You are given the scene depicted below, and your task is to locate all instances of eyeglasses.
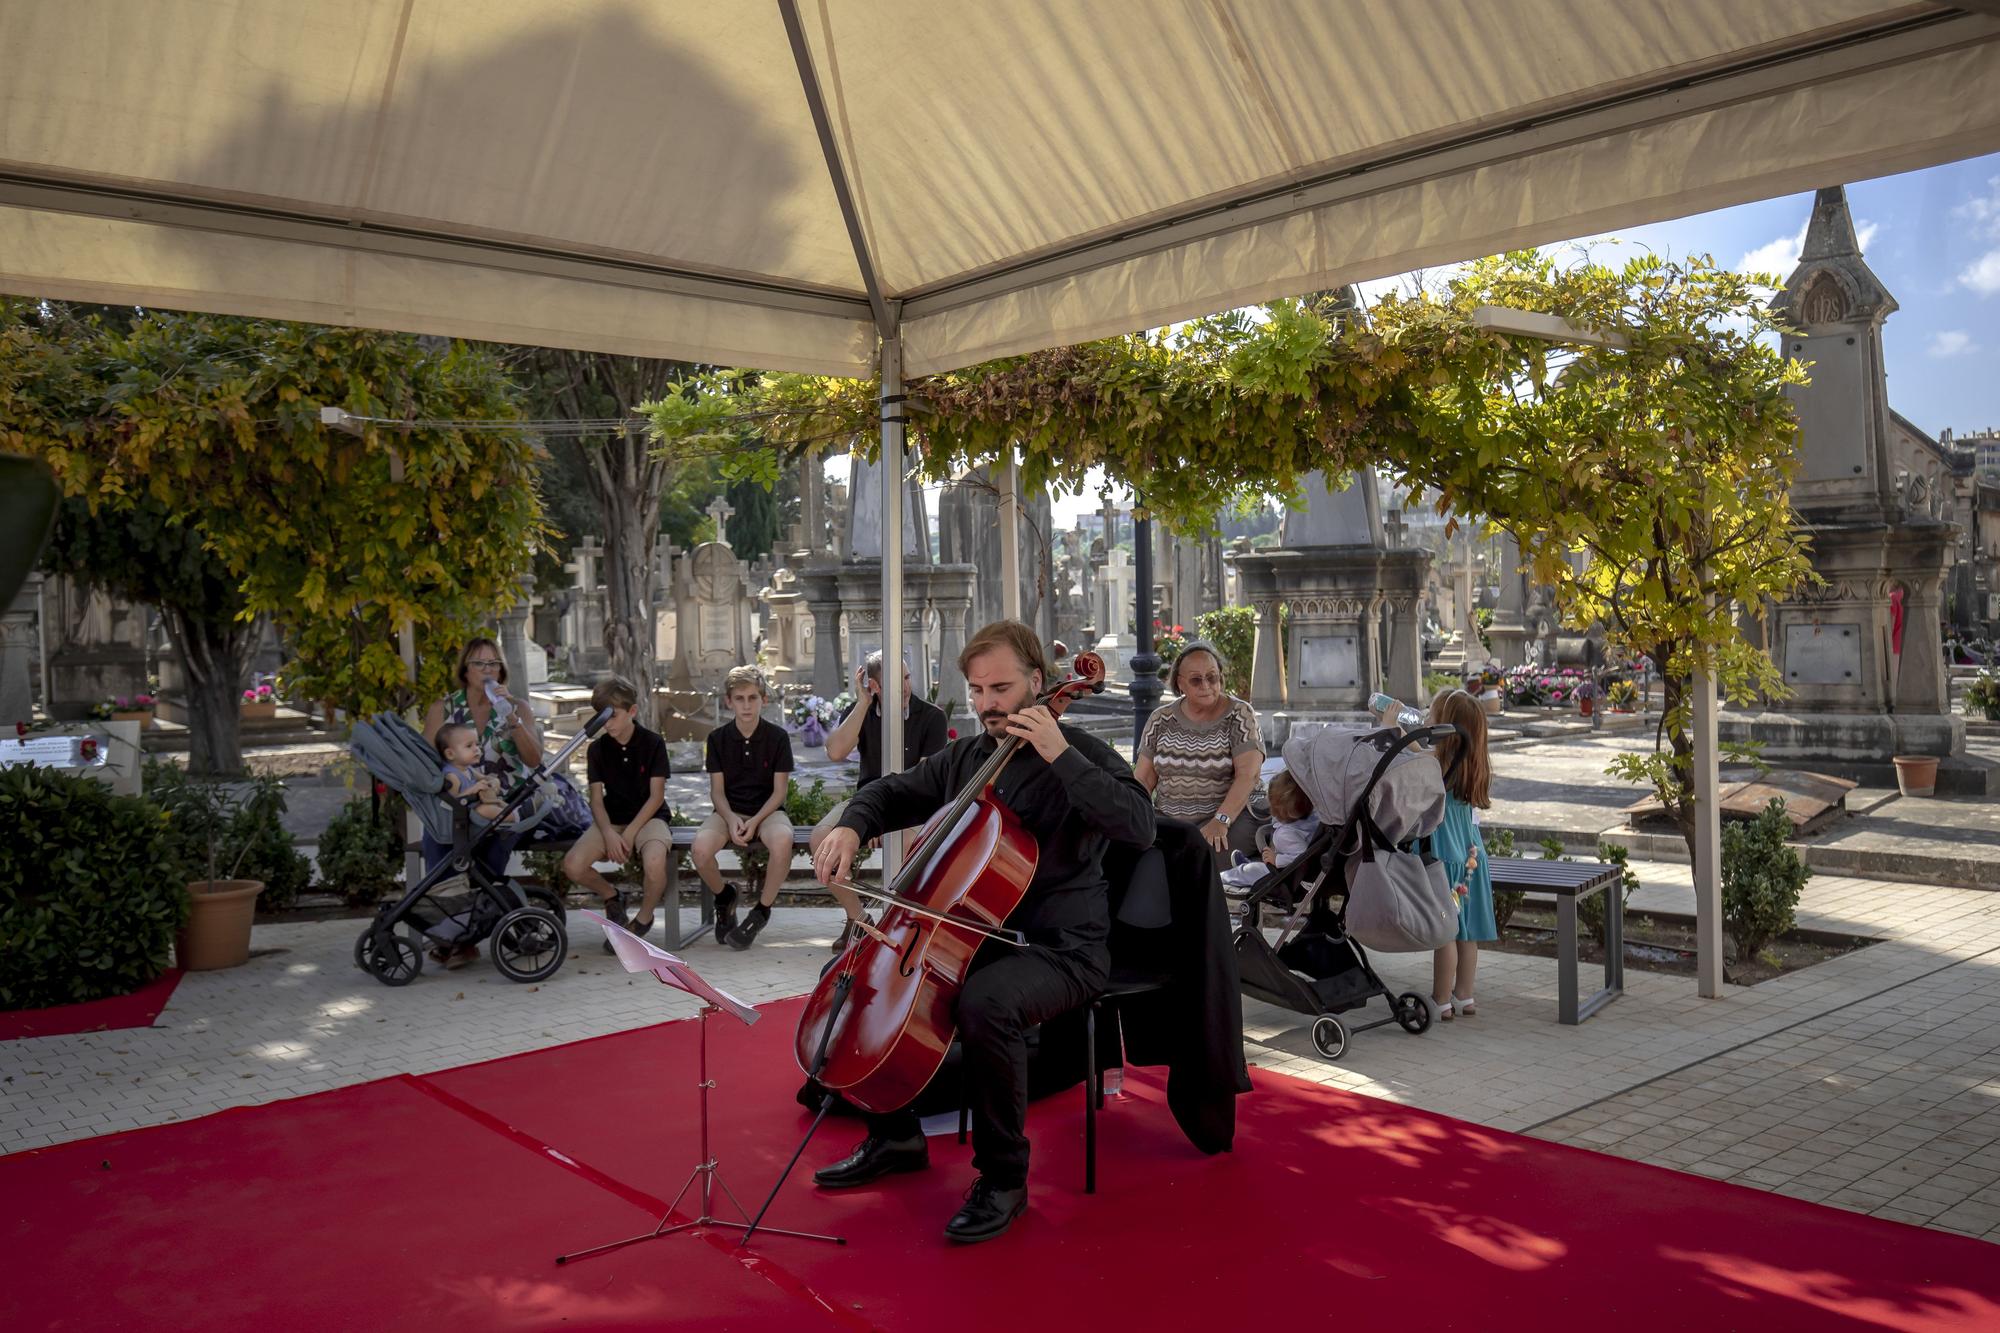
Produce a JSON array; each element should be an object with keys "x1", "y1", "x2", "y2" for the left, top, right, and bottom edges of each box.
[
  {"x1": 1181, "y1": 673, "x2": 1222, "y2": 688},
  {"x1": 465, "y1": 658, "x2": 503, "y2": 668}
]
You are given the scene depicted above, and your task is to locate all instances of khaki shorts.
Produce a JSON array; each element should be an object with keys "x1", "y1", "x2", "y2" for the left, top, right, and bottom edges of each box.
[
  {"x1": 696, "y1": 809, "x2": 795, "y2": 847},
  {"x1": 569, "y1": 816, "x2": 672, "y2": 865}
]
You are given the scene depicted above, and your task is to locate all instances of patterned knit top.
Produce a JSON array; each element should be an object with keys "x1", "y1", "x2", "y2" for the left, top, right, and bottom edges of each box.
[{"x1": 1137, "y1": 696, "x2": 1264, "y2": 822}]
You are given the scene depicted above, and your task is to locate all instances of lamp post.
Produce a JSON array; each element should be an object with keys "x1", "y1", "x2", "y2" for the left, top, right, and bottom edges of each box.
[{"x1": 1130, "y1": 510, "x2": 1161, "y2": 749}]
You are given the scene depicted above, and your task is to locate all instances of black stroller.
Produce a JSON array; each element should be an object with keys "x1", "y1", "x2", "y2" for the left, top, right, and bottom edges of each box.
[
  {"x1": 348, "y1": 707, "x2": 611, "y2": 986},
  {"x1": 1233, "y1": 722, "x2": 1458, "y2": 1060}
]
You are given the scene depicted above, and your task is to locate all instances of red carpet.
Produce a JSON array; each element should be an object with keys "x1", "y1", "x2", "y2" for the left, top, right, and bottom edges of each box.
[
  {"x1": 6, "y1": 996, "x2": 1998, "y2": 1331},
  {"x1": 0, "y1": 969, "x2": 182, "y2": 1041}
]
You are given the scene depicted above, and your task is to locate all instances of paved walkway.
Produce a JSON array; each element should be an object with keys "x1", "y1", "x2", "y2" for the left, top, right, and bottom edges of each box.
[{"x1": 5, "y1": 855, "x2": 1996, "y2": 1246}]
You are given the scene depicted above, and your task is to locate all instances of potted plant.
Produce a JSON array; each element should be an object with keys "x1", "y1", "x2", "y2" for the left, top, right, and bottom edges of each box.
[
  {"x1": 1606, "y1": 678, "x2": 1640, "y2": 713},
  {"x1": 147, "y1": 767, "x2": 293, "y2": 970},
  {"x1": 1966, "y1": 668, "x2": 2000, "y2": 723},
  {"x1": 1891, "y1": 754, "x2": 1939, "y2": 799},
  {"x1": 1575, "y1": 679, "x2": 1598, "y2": 717},
  {"x1": 240, "y1": 679, "x2": 277, "y2": 721},
  {"x1": 100, "y1": 693, "x2": 157, "y2": 727}
]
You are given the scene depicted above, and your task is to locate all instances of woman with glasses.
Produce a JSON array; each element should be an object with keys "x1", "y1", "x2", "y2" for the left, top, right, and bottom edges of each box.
[{"x1": 1134, "y1": 640, "x2": 1263, "y2": 871}]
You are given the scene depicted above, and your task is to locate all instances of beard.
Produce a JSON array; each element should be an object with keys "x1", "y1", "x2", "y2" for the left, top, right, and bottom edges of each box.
[{"x1": 978, "y1": 709, "x2": 1010, "y2": 732}]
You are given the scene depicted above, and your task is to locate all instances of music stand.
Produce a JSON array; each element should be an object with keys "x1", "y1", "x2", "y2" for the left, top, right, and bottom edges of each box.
[{"x1": 553, "y1": 916, "x2": 843, "y2": 1264}]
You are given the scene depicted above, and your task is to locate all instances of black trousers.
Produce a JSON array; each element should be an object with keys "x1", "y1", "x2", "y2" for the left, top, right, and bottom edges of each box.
[{"x1": 865, "y1": 942, "x2": 1107, "y2": 1189}]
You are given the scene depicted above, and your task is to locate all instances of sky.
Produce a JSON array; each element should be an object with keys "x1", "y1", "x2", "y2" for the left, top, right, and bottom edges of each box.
[{"x1": 1025, "y1": 151, "x2": 2000, "y2": 527}]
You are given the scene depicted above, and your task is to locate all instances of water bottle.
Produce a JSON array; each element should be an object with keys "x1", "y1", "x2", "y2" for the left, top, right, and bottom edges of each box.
[
  {"x1": 1368, "y1": 692, "x2": 1426, "y2": 731},
  {"x1": 1101, "y1": 1067, "x2": 1124, "y2": 1098},
  {"x1": 483, "y1": 679, "x2": 515, "y2": 727}
]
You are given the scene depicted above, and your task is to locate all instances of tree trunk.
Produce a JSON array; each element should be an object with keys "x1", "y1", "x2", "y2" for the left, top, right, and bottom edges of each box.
[
  {"x1": 594, "y1": 455, "x2": 663, "y2": 729},
  {"x1": 1659, "y1": 669, "x2": 1698, "y2": 865},
  {"x1": 163, "y1": 607, "x2": 255, "y2": 777}
]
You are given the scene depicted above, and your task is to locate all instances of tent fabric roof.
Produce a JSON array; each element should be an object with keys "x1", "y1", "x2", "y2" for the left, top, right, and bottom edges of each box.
[{"x1": 3, "y1": 1, "x2": 1996, "y2": 376}]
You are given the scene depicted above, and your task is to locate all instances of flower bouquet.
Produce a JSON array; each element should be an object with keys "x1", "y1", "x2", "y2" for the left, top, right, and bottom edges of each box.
[
  {"x1": 789, "y1": 692, "x2": 843, "y2": 746},
  {"x1": 241, "y1": 679, "x2": 278, "y2": 720}
]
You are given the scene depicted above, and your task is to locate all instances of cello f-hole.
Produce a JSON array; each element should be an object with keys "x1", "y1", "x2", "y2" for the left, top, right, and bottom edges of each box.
[{"x1": 896, "y1": 931, "x2": 920, "y2": 978}]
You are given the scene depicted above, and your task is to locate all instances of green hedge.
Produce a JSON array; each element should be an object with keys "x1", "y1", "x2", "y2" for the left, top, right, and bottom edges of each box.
[
  {"x1": 0, "y1": 765, "x2": 189, "y2": 1009},
  {"x1": 316, "y1": 794, "x2": 405, "y2": 908}
]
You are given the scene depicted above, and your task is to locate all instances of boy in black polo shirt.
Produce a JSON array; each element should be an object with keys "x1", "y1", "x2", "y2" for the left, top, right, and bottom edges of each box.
[
  {"x1": 692, "y1": 665, "x2": 795, "y2": 949},
  {"x1": 563, "y1": 677, "x2": 672, "y2": 951}
]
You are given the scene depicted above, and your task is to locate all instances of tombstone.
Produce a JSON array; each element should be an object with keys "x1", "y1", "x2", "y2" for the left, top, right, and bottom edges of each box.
[
  {"x1": 672, "y1": 541, "x2": 755, "y2": 689},
  {"x1": 0, "y1": 577, "x2": 40, "y2": 726},
  {"x1": 760, "y1": 566, "x2": 813, "y2": 685},
  {"x1": 498, "y1": 573, "x2": 536, "y2": 692},
  {"x1": 1154, "y1": 522, "x2": 1223, "y2": 631},
  {"x1": 1725, "y1": 186, "x2": 1987, "y2": 793},
  {"x1": 1233, "y1": 468, "x2": 1431, "y2": 719},
  {"x1": 1484, "y1": 530, "x2": 1533, "y2": 669},
  {"x1": 1094, "y1": 547, "x2": 1136, "y2": 679},
  {"x1": 561, "y1": 537, "x2": 610, "y2": 677},
  {"x1": 937, "y1": 465, "x2": 1056, "y2": 641},
  {"x1": 43, "y1": 573, "x2": 150, "y2": 721}
]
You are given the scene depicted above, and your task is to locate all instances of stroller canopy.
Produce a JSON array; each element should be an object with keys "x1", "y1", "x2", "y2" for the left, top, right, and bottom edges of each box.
[{"x1": 1282, "y1": 724, "x2": 1446, "y2": 846}]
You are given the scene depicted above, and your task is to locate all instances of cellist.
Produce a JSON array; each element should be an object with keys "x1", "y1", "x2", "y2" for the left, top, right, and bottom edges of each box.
[{"x1": 809, "y1": 619, "x2": 1156, "y2": 1243}]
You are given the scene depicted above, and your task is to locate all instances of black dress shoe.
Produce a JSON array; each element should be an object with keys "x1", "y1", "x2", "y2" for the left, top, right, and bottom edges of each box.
[
  {"x1": 812, "y1": 1135, "x2": 929, "y2": 1189},
  {"x1": 711, "y1": 886, "x2": 739, "y2": 945},
  {"x1": 726, "y1": 903, "x2": 771, "y2": 950},
  {"x1": 944, "y1": 1177, "x2": 1027, "y2": 1244},
  {"x1": 600, "y1": 892, "x2": 629, "y2": 954}
]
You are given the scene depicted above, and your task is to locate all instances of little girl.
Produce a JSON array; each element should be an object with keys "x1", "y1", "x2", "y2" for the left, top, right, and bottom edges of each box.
[
  {"x1": 1425, "y1": 689, "x2": 1495, "y2": 1019},
  {"x1": 436, "y1": 723, "x2": 517, "y2": 825},
  {"x1": 1222, "y1": 769, "x2": 1319, "y2": 892}
]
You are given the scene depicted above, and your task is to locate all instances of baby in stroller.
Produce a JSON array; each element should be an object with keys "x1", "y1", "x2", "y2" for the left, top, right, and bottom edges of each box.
[
  {"x1": 436, "y1": 723, "x2": 519, "y2": 825},
  {"x1": 1222, "y1": 768, "x2": 1319, "y2": 897}
]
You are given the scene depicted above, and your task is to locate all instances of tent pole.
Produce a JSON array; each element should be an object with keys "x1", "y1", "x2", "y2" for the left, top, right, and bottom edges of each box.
[
  {"x1": 881, "y1": 312, "x2": 906, "y2": 878},
  {"x1": 1692, "y1": 647, "x2": 1723, "y2": 997}
]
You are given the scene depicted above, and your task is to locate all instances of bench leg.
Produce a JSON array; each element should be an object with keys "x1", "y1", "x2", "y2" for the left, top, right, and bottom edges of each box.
[
  {"x1": 1572, "y1": 885, "x2": 1625, "y2": 1024},
  {"x1": 1557, "y1": 895, "x2": 1580, "y2": 1026}
]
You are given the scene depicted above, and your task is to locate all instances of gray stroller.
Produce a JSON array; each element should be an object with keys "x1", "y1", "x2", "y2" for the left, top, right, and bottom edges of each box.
[
  {"x1": 1233, "y1": 721, "x2": 1459, "y2": 1059},
  {"x1": 347, "y1": 707, "x2": 610, "y2": 986}
]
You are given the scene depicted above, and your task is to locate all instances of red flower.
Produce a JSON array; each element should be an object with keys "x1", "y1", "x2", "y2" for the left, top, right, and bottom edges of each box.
[
  {"x1": 373, "y1": 781, "x2": 388, "y2": 797},
  {"x1": 947, "y1": 728, "x2": 959, "y2": 740},
  {"x1": 14, "y1": 721, "x2": 24, "y2": 738}
]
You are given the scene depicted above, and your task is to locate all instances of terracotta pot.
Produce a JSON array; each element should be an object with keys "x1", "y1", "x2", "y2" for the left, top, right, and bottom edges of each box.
[
  {"x1": 176, "y1": 879, "x2": 263, "y2": 970},
  {"x1": 112, "y1": 709, "x2": 153, "y2": 728},
  {"x1": 1579, "y1": 697, "x2": 1594, "y2": 717},
  {"x1": 1891, "y1": 756, "x2": 1938, "y2": 799},
  {"x1": 240, "y1": 701, "x2": 277, "y2": 721}
]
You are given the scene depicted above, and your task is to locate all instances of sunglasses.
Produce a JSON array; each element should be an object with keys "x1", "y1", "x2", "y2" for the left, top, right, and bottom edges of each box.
[{"x1": 1180, "y1": 673, "x2": 1222, "y2": 687}]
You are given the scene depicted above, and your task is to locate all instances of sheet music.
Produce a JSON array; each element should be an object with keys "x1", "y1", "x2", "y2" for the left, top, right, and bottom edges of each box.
[{"x1": 580, "y1": 911, "x2": 761, "y2": 1026}]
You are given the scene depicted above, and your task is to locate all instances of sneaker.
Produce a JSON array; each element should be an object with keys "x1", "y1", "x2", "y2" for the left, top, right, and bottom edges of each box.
[
  {"x1": 712, "y1": 885, "x2": 740, "y2": 945},
  {"x1": 829, "y1": 918, "x2": 858, "y2": 955},
  {"x1": 726, "y1": 903, "x2": 771, "y2": 951},
  {"x1": 444, "y1": 944, "x2": 479, "y2": 970},
  {"x1": 601, "y1": 891, "x2": 629, "y2": 953}
]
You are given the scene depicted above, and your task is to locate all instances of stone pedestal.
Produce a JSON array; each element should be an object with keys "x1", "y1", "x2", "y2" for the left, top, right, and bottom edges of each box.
[
  {"x1": 0, "y1": 579, "x2": 38, "y2": 726},
  {"x1": 1235, "y1": 547, "x2": 1431, "y2": 713},
  {"x1": 498, "y1": 573, "x2": 535, "y2": 693},
  {"x1": 44, "y1": 573, "x2": 149, "y2": 721},
  {"x1": 799, "y1": 564, "x2": 846, "y2": 699},
  {"x1": 831, "y1": 561, "x2": 974, "y2": 699}
]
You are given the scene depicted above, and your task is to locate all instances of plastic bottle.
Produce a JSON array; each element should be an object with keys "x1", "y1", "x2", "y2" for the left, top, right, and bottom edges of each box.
[
  {"x1": 1101, "y1": 1067, "x2": 1124, "y2": 1098},
  {"x1": 483, "y1": 678, "x2": 516, "y2": 727},
  {"x1": 1367, "y1": 692, "x2": 1426, "y2": 731}
]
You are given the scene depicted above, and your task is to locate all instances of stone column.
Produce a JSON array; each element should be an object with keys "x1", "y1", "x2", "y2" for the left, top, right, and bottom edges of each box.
[
  {"x1": 0, "y1": 580, "x2": 37, "y2": 726},
  {"x1": 799, "y1": 565, "x2": 845, "y2": 698},
  {"x1": 1486, "y1": 530, "x2": 1531, "y2": 668},
  {"x1": 498, "y1": 573, "x2": 535, "y2": 694}
]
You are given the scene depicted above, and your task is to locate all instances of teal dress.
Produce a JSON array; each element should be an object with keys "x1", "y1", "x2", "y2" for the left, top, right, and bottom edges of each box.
[{"x1": 1429, "y1": 795, "x2": 1497, "y2": 943}]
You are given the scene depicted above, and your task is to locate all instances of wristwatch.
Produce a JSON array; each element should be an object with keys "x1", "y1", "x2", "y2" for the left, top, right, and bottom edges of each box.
[{"x1": 1209, "y1": 812, "x2": 1232, "y2": 826}]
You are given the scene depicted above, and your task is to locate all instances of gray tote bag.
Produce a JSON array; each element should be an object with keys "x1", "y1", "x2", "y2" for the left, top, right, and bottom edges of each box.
[{"x1": 1343, "y1": 829, "x2": 1458, "y2": 953}]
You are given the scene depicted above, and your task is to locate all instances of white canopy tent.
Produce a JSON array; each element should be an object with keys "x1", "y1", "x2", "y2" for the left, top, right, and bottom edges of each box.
[{"x1": 5, "y1": 0, "x2": 1999, "y2": 986}]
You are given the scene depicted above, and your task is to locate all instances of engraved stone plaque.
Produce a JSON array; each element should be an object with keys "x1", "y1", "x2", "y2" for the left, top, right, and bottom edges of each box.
[
  {"x1": 1297, "y1": 633, "x2": 1360, "y2": 689},
  {"x1": 698, "y1": 603, "x2": 732, "y2": 656},
  {"x1": 1784, "y1": 623, "x2": 1862, "y2": 685}
]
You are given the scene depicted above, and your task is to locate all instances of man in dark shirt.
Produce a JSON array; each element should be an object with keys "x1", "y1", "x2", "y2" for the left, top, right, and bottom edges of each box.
[
  {"x1": 692, "y1": 665, "x2": 796, "y2": 950},
  {"x1": 564, "y1": 677, "x2": 671, "y2": 951},
  {"x1": 810, "y1": 620, "x2": 1155, "y2": 1244},
  {"x1": 809, "y1": 651, "x2": 950, "y2": 941}
]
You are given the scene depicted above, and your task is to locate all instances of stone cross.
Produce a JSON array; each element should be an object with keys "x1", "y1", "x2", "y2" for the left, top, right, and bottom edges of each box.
[
  {"x1": 706, "y1": 496, "x2": 735, "y2": 544},
  {"x1": 1383, "y1": 508, "x2": 1407, "y2": 549}
]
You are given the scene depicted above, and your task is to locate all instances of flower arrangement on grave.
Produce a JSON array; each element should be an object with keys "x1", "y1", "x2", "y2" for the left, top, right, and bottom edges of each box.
[
  {"x1": 1153, "y1": 619, "x2": 1188, "y2": 679},
  {"x1": 789, "y1": 692, "x2": 844, "y2": 746},
  {"x1": 1606, "y1": 678, "x2": 1640, "y2": 712},
  {"x1": 1503, "y1": 665, "x2": 1592, "y2": 708},
  {"x1": 91, "y1": 693, "x2": 157, "y2": 721},
  {"x1": 1463, "y1": 663, "x2": 1503, "y2": 696},
  {"x1": 241, "y1": 682, "x2": 275, "y2": 706},
  {"x1": 1966, "y1": 667, "x2": 2000, "y2": 722}
]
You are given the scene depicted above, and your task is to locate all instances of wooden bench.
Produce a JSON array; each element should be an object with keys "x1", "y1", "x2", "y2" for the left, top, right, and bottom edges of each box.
[
  {"x1": 1488, "y1": 855, "x2": 1624, "y2": 1025},
  {"x1": 656, "y1": 824, "x2": 821, "y2": 948}
]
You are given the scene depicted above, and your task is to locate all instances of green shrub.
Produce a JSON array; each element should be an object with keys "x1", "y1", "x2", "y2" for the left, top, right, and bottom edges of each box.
[
  {"x1": 1966, "y1": 668, "x2": 2000, "y2": 722},
  {"x1": 1194, "y1": 606, "x2": 1255, "y2": 698},
  {"x1": 1422, "y1": 671, "x2": 1459, "y2": 700},
  {"x1": 1484, "y1": 827, "x2": 1523, "y2": 929},
  {"x1": 1721, "y1": 798, "x2": 1809, "y2": 961},
  {"x1": 144, "y1": 760, "x2": 311, "y2": 911},
  {"x1": 1517, "y1": 834, "x2": 1634, "y2": 948},
  {"x1": 317, "y1": 794, "x2": 405, "y2": 908},
  {"x1": 0, "y1": 765, "x2": 189, "y2": 1008}
]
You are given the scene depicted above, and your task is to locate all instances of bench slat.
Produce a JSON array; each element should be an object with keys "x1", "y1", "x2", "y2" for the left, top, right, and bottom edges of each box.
[{"x1": 1487, "y1": 855, "x2": 1619, "y2": 895}]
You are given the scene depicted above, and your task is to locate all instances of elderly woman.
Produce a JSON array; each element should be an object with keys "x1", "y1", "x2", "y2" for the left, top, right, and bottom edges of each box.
[{"x1": 1135, "y1": 640, "x2": 1263, "y2": 864}]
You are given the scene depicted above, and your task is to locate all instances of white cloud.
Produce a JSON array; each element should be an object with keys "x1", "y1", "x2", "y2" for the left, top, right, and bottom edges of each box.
[
  {"x1": 1952, "y1": 175, "x2": 2000, "y2": 240},
  {"x1": 1927, "y1": 330, "x2": 1977, "y2": 358},
  {"x1": 1737, "y1": 219, "x2": 1880, "y2": 280},
  {"x1": 1961, "y1": 249, "x2": 2000, "y2": 297}
]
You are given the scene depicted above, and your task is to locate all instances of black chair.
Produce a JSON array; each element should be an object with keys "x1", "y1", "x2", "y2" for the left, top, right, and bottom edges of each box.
[{"x1": 958, "y1": 845, "x2": 1175, "y2": 1194}]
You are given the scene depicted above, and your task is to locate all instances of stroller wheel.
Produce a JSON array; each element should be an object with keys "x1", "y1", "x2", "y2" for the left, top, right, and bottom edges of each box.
[
  {"x1": 1394, "y1": 991, "x2": 1433, "y2": 1035},
  {"x1": 492, "y1": 907, "x2": 567, "y2": 983},
  {"x1": 355, "y1": 925, "x2": 422, "y2": 987},
  {"x1": 1311, "y1": 1015, "x2": 1347, "y2": 1060},
  {"x1": 524, "y1": 885, "x2": 567, "y2": 924}
]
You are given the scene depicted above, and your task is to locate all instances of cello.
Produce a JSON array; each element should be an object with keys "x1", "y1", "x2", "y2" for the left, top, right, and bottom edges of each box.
[{"x1": 741, "y1": 651, "x2": 1105, "y2": 1244}]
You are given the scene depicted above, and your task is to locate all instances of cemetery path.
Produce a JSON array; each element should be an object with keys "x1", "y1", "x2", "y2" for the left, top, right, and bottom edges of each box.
[{"x1": 6, "y1": 858, "x2": 1998, "y2": 1246}]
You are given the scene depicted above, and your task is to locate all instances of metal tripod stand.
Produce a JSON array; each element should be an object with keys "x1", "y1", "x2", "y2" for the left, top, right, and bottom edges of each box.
[{"x1": 555, "y1": 1004, "x2": 844, "y2": 1264}]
